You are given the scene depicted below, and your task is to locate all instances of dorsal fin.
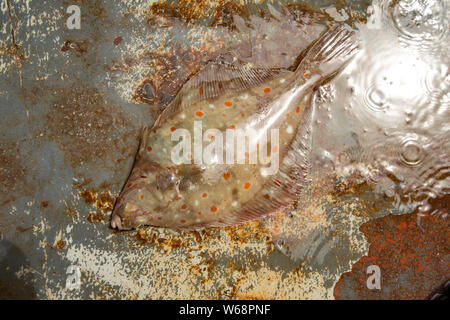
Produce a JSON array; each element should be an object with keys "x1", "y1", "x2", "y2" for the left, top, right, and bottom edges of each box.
[{"x1": 153, "y1": 52, "x2": 290, "y2": 127}]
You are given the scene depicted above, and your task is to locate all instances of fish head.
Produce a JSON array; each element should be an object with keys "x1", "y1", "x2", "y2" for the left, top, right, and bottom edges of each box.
[
  {"x1": 110, "y1": 199, "x2": 140, "y2": 231},
  {"x1": 111, "y1": 160, "x2": 185, "y2": 230},
  {"x1": 110, "y1": 180, "x2": 151, "y2": 231}
]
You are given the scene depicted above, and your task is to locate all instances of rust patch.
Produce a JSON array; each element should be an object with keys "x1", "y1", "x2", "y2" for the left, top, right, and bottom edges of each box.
[
  {"x1": 64, "y1": 201, "x2": 74, "y2": 217},
  {"x1": 134, "y1": 79, "x2": 159, "y2": 106},
  {"x1": 149, "y1": 0, "x2": 213, "y2": 24},
  {"x1": 135, "y1": 229, "x2": 150, "y2": 243},
  {"x1": 133, "y1": 1, "x2": 331, "y2": 120},
  {"x1": 105, "y1": 58, "x2": 134, "y2": 74},
  {"x1": 113, "y1": 36, "x2": 123, "y2": 46},
  {"x1": 0, "y1": 140, "x2": 34, "y2": 204},
  {"x1": 132, "y1": 45, "x2": 217, "y2": 115},
  {"x1": 16, "y1": 225, "x2": 33, "y2": 233},
  {"x1": 223, "y1": 220, "x2": 267, "y2": 245},
  {"x1": 210, "y1": 0, "x2": 248, "y2": 28},
  {"x1": 45, "y1": 85, "x2": 131, "y2": 168},
  {"x1": 72, "y1": 177, "x2": 93, "y2": 190},
  {"x1": 56, "y1": 239, "x2": 66, "y2": 250},
  {"x1": 80, "y1": 189, "x2": 115, "y2": 220},
  {"x1": 133, "y1": 229, "x2": 187, "y2": 252},
  {"x1": 80, "y1": 190, "x2": 97, "y2": 204},
  {"x1": 131, "y1": 219, "x2": 274, "y2": 259},
  {"x1": 21, "y1": 86, "x2": 43, "y2": 106},
  {"x1": 88, "y1": 212, "x2": 104, "y2": 223},
  {"x1": 96, "y1": 191, "x2": 115, "y2": 212},
  {"x1": 133, "y1": 3, "x2": 240, "y2": 117},
  {"x1": 60, "y1": 40, "x2": 89, "y2": 57},
  {"x1": 334, "y1": 207, "x2": 450, "y2": 299}
]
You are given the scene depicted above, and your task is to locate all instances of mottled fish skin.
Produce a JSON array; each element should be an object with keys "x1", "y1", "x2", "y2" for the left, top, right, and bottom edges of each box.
[{"x1": 111, "y1": 26, "x2": 359, "y2": 231}]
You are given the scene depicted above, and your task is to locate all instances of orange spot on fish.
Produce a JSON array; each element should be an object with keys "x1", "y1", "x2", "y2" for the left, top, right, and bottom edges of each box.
[
  {"x1": 257, "y1": 143, "x2": 260, "y2": 149},
  {"x1": 229, "y1": 125, "x2": 235, "y2": 129},
  {"x1": 208, "y1": 133, "x2": 214, "y2": 140},
  {"x1": 303, "y1": 71, "x2": 310, "y2": 78},
  {"x1": 181, "y1": 204, "x2": 187, "y2": 209},
  {"x1": 180, "y1": 219, "x2": 186, "y2": 223},
  {"x1": 264, "y1": 87, "x2": 271, "y2": 93},
  {"x1": 211, "y1": 206, "x2": 217, "y2": 212},
  {"x1": 245, "y1": 152, "x2": 249, "y2": 158},
  {"x1": 170, "y1": 127, "x2": 176, "y2": 132},
  {"x1": 273, "y1": 146, "x2": 278, "y2": 152},
  {"x1": 244, "y1": 182, "x2": 251, "y2": 189},
  {"x1": 199, "y1": 87, "x2": 203, "y2": 95},
  {"x1": 222, "y1": 113, "x2": 226, "y2": 117},
  {"x1": 187, "y1": 153, "x2": 192, "y2": 159},
  {"x1": 202, "y1": 193, "x2": 207, "y2": 198},
  {"x1": 296, "y1": 107, "x2": 301, "y2": 113},
  {"x1": 140, "y1": 195, "x2": 144, "y2": 200},
  {"x1": 286, "y1": 113, "x2": 290, "y2": 117},
  {"x1": 196, "y1": 111, "x2": 203, "y2": 117},
  {"x1": 274, "y1": 179, "x2": 282, "y2": 186},
  {"x1": 264, "y1": 194, "x2": 270, "y2": 199},
  {"x1": 197, "y1": 212, "x2": 201, "y2": 216},
  {"x1": 147, "y1": 146, "x2": 152, "y2": 152},
  {"x1": 224, "y1": 101, "x2": 232, "y2": 107},
  {"x1": 223, "y1": 172, "x2": 230, "y2": 180}
]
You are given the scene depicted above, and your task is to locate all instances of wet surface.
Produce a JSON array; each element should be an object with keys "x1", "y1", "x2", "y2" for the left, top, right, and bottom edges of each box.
[{"x1": 0, "y1": 0, "x2": 448, "y2": 299}]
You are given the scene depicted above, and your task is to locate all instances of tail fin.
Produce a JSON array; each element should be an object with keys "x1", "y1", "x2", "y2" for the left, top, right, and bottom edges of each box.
[{"x1": 297, "y1": 25, "x2": 359, "y2": 81}]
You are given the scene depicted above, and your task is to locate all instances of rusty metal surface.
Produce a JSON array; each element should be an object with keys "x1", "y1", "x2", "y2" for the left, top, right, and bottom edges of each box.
[{"x1": 0, "y1": 0, "x2": 447, "y2": 299}]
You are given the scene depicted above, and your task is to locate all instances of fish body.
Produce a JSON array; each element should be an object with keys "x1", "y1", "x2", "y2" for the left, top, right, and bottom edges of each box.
[{"x1": 111, "y1": 26, "x2": 358, "y2": 230}]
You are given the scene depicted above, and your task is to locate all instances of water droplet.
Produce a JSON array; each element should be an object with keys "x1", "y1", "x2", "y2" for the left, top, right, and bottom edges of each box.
[
  {"x1": 316, "y1": 84, "x2": 336, "y2": 103},
  {"x1": 387, "y1": 0, "x2": 449, "y2": 51},
  {"x1": 400, "y1": 138, "x2": 423, "y2": 166},
  {"x1": 367, "y1": 86, "x2": 387, "y2": 110}
]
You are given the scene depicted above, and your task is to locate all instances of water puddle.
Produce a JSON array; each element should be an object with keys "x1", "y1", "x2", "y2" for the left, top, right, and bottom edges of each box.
[{"x1": 263, "y1": 0, "x2": 449, "y2": 265}]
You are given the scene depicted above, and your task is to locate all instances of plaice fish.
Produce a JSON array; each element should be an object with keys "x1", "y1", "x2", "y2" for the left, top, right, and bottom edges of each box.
[{"x1": 111, "y1": 25, "x2": 359, "y2": 231}]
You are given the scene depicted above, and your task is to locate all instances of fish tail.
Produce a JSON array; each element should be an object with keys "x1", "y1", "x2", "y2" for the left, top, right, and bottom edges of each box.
[{"x1": 296, "y1": 25, "x2": 359, "y2": 84}]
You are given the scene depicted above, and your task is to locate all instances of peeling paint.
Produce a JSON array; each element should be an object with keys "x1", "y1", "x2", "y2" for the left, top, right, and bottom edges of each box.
[{"x1": 0, "y1": 0, "x2": 446, "y2": 300}]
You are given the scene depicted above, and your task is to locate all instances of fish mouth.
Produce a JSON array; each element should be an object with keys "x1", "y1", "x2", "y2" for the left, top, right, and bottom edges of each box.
[
  {"x1": 110, "y1": 203, "x2": 134, "y2": 231},
  {"x1": 110, "y1": 212, "x2": 123, "y2": 230}
]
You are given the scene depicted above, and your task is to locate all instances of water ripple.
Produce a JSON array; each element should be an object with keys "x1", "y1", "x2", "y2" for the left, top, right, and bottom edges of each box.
[{"x1": 384, "y1": 0, "x2": 449, "y2": 52}]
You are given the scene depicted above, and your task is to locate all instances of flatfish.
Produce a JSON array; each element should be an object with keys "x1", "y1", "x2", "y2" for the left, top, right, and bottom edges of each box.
[{"x1": 111, "y1": 25, "x2": 359, "y2": 230}]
